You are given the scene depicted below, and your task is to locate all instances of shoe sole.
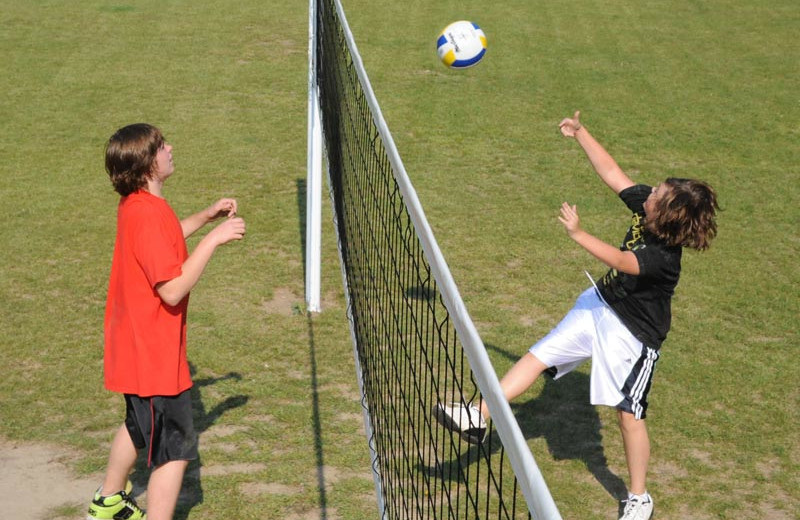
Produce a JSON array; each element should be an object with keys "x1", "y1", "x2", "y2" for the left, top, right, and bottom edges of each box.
[
  {"x1": 433, "y1": 404, "x2": 485, "y2": 445},
  {"x1": 87, "y1": 513, "x2": 145, "y2": 520}
]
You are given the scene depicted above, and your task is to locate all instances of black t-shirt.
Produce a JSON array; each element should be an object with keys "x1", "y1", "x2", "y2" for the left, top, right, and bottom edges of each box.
[{"x1": 597, "y1": 184, "x2": 682, "y2": 349}]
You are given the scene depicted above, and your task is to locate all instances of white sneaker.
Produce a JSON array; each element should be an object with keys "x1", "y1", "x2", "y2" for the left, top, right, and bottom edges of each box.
[
  {"x1": 619, "y1": 494, "x2": 654, "y2": 520},
  {"x1": 433, "y1": 402, "x2": 487, "y2": 444}
]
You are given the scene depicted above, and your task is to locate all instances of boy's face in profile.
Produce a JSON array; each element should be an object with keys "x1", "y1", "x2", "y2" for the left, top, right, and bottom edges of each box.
[
  {"x1": 643, "y1": 182, "x2": 668, "y2": 219},
  {"x1": 151, "y1": 142, "x2": 175, "y2": 182}
]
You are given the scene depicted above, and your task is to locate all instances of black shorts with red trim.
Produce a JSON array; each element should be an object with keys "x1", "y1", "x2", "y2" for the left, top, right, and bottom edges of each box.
[{"x1": 124, "y1": 389, "x2": 198, "y2": 468}]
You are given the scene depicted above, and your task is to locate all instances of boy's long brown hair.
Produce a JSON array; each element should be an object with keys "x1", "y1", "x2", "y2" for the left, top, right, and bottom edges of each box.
[
  {"x1": 645, "y1": 178, "x2": 719, "y2": 251},
  {"x1": 105, "y1": 123, "x2": 165, "y2": 196}
]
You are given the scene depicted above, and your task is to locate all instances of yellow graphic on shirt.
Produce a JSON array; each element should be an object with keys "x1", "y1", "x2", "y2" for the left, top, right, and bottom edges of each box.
[
  {"x1": 624, "y1": 213, "x2": 645, "y2": 251},
  {"x1": 602, "y1": 211, "x2": 646, "y2": 296}
]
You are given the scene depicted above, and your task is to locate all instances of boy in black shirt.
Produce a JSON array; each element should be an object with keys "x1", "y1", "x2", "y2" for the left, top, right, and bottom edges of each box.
[{"x1": 435, "y1": 112, "x2": 719, "y2": 520}]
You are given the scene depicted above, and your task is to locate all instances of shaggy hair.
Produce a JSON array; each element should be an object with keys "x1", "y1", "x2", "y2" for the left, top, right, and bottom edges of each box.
[
  {"x1": 105, "y1": 123, "x2": 165, "y2": 196},
  {"x1": 645, "y1": 178, "x2": 719, "y2": 251}
]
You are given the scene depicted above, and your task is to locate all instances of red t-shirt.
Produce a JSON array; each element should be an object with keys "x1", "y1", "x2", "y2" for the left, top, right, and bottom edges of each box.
[{"x1": 104, "y1": 191, "x2": 192, "y2": 397}]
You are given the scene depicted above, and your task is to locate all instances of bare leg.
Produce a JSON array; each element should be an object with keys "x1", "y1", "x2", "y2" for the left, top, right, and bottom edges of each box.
[
  {"x1": 617, "y1": 410, "x2": 649, "y2": 495},
  {"x1": 100, "y1": 424, "x2": 138, "y2": 495},
  {"x1": 145, "y1": 459, "x2": 189, "y2": 520},
  {"x1": 479, "y1": 352, "x2": 549, "y2": 419}
]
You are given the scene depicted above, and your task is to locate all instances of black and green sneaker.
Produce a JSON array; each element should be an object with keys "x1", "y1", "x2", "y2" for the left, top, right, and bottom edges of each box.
[{"x1": 87, "y1": 481, "x2": 146, "y2": 520}]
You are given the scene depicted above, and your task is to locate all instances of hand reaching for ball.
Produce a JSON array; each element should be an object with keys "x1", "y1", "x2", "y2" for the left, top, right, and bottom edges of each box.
[{"x1": 559, "y1": 111, "x2": 583, "y2": 138}]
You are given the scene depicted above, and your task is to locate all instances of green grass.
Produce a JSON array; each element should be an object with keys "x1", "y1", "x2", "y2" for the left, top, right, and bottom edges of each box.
[{"x1": 1, "y1": 0, "x2": 797, "y2": 519}]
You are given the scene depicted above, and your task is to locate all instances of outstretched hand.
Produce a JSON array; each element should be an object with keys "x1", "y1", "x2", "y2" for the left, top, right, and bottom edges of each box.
[
  {"x1": 207, "y1": 198, "x2": 238, "y2": 221},
  {"x1": 558, "y1": 202, "x2": 581, "y2": 236},
  {"x1": 558, "y1": 110, "x2": 582, "y2": 137}
]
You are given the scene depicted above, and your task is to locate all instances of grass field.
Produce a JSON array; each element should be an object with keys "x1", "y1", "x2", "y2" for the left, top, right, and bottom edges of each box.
[{"x1": 0, "y1": 1, "x2": 797, "y2": 519}]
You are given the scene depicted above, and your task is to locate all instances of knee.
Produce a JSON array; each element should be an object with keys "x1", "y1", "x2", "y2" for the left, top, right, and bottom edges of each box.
[
  {"x1": 617, "y1": 410, "x2": 646, "y2": 433},
  {"x1": 523, "y1": 352, "x2": 549, "y2": 378}
]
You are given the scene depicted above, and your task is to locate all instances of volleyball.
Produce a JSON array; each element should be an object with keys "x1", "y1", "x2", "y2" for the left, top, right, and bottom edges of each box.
[{"x1": 436, "y1": 21, "x2": 487, "y2": 69}]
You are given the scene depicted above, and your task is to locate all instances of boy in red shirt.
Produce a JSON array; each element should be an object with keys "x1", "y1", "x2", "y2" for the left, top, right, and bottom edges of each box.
[{"x1": 88, "y1": 123, "x2": 246, "y2": 520}]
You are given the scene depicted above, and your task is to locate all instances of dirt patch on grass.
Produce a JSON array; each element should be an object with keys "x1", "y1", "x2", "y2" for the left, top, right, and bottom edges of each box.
[
  {"x1": 0, "y1": 439, "x2": 102, "y2": 520},
  {"x1": 261, "y1": 287, "x2": 302, "y2": 316},
  {"x1": 0, "y1": 438, "x2": 358, "y2": 519}
]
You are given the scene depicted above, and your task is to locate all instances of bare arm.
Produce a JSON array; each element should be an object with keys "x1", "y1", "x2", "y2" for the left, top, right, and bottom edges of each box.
[
  {"x1": 156, "y1": 216, "x2": 246, "y2": 306},
  {"x1": 181, "y1": 198, "x2": 238, "y2": 238},
  {"x1": 559, "y1": 111, "x2": 635, "y2": 195},
  {"x1": 558, "y1": 202, "x2": 640, "y2": 275}
]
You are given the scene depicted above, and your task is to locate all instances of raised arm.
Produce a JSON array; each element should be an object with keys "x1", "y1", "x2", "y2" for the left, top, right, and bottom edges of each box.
[
  {"x1": 558, "y1": 202, "x2": 640, "y2": 275},
  {"x1": 559, "y1": 111, "x2": 635, "y2": 195}
]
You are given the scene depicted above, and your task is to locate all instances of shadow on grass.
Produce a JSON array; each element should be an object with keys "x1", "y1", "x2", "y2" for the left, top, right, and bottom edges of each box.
[
  {"x1": 296, "y1": 178, "x2": 308, "y2": 282},
  {"x1": 430, "y1": 342, "x2": 627, "y2": 503},
  {"x1": 297, "y1": 177, "x2": 333, "y2": 519},
  {"x1": 512, "y1": 375, "x2": 628, "y2": 501},
  {"x1": 129, "y1": 366, "x2": 249, "y2": 520},
  {"x1": 306, "y1": 312, "x2": 333, "y2": 520}
]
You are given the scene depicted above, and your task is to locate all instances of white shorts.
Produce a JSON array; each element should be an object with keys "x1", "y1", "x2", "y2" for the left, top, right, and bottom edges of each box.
[{"x1": 529, "y1": 288, "x2": 659, "y2": 419}]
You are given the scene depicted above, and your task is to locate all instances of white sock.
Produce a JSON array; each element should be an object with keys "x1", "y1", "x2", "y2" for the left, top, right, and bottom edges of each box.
[{"x1": 628, "y1": 491, "x2": 650, "y2": 502}]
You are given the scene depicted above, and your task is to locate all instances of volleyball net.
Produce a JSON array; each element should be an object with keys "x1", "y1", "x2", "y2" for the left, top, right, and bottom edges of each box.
[{"x1": 307, "y1": 1, "x2": 561, "y2": 518}]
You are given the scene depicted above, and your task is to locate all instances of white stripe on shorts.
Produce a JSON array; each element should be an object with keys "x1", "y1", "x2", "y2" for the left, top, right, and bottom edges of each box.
[{"x1": 627, "y1": 346, "x2": 659, "y2": 419}]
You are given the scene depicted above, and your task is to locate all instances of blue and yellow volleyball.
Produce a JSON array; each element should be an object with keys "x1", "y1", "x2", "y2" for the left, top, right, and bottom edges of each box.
[{"x1": 436, "y1": 21, "x2": 487, "y2": 69}]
